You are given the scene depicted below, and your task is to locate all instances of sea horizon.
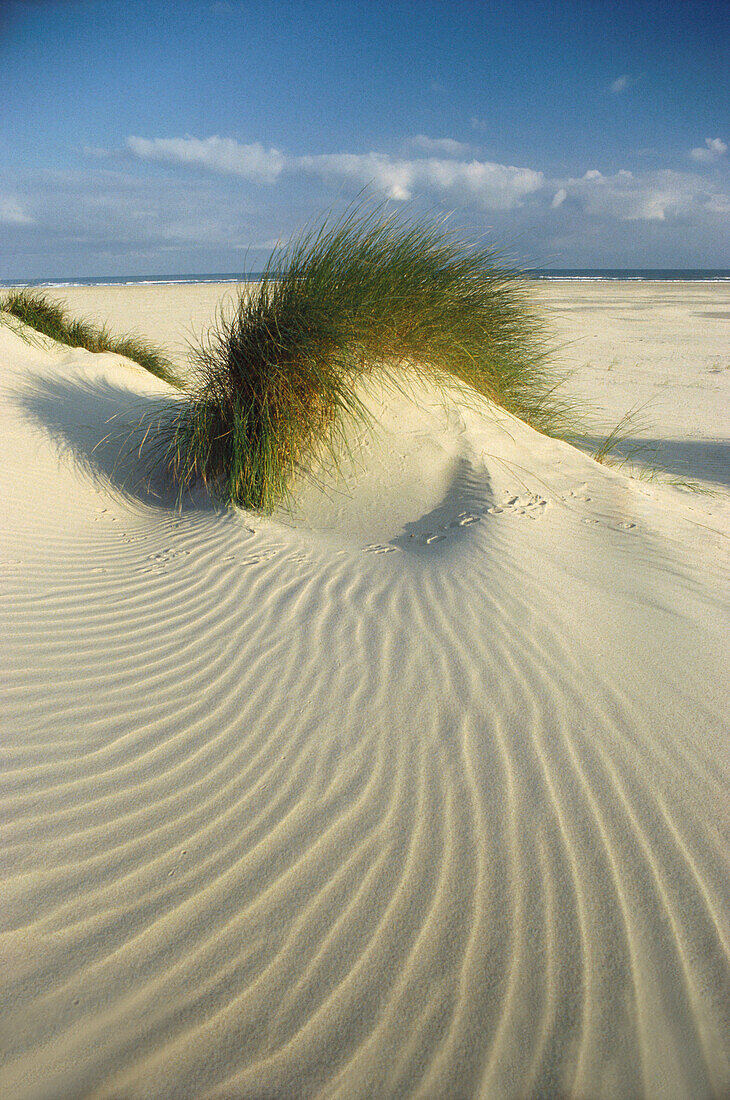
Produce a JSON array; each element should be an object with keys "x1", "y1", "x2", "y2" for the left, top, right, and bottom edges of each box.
[{"x1": 2, "y1": 267, "x2": 729, "y2": 289}]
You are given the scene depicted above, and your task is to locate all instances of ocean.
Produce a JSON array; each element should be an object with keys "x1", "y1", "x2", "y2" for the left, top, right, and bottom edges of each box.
[
  {"x1": 529, "y1": 268, "x2": 730, "y2": 281},
  {"x1": 1, "y1": 269, "x2": 729, "y2": 289}
]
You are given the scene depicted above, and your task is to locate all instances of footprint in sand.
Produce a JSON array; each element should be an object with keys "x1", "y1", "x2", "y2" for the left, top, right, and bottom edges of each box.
[
  {"x1": 582, "y1": 517, "x2": 637, "y2": 531},
  {"x1": 563, "y1": 483, "x2": 593, "y2": 503},
  {"x1": 234, "y1": 550, "x2": 279, "y2": 566},
  {"x1": 364, "y1": 543, "x2": 397, "y2": 554},
  {"x1": 408, "y1": 532, "x2": 448, "y2": 546},
  {"x1": 137, "y1": 547, "x2": 192, "y2": 575},
  {"x1": 489, "y1": 492, "x2": 550, "y2": 519}
]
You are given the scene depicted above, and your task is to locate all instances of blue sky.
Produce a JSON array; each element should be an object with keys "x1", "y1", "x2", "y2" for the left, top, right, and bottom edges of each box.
[{"x1": 1, "y1": 0, "x2": 728, "y2": 278}]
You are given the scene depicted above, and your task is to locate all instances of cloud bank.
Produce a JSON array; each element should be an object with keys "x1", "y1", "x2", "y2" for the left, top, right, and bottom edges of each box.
[
  {"x1": 2, "y1": 132, "x2": 728, "y2": 277},
  {"x1": 126, "y1": 136, "x2": 286, "y2": 183},
  {"x1": 122, "y1": 134, "x2": 729, "y2": 226},
  {"x1": 556, "y1": 168, "x2": 711, "y2": 222},
  {"x1": 126, "y1": 135, "x2": 544, "y2": 210}
]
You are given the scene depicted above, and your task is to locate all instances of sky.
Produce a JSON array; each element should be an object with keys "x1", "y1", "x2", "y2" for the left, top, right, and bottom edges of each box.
[{"x1": 1, "y1": 0, "x2": 728, "y2": 279}]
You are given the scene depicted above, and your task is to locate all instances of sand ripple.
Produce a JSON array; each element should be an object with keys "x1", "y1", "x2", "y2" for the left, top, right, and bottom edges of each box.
[
  {"x1": 2, "y1": 488, "x2": 728, "y2": 1100},
  {"x1": 1, "y1": 330, "x2": 729, "y2": 1098}
]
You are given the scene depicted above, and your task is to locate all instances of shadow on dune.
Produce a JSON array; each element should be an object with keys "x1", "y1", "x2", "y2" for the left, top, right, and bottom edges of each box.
[
  {"x1": 577, "y1": 434, "x2": 730, "y2": 488},
  {"x1": 12, "y1": 373, "x2": 218, "y2": 512},
  {"x1": 391, "y1": 457, "x2": 494, "y2": 556}
]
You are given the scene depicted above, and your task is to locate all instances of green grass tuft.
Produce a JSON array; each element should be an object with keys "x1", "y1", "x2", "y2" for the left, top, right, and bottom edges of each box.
[
  {"x1": 1, "y1": 287, "x2": 180, "y2": 386},
  {"x1": 591, "y1": 403, "x2": 652, "y2": 467},
  {"x1": 163, "y1": 204, "x2": 571, "y2": 513}
]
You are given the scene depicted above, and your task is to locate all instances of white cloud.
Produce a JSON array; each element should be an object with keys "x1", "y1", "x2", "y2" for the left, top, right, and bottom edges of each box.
[
  {"x1": 554, "y1": 167, "x2": 728, "y2": 222},
  {"x1": 127, "y1": 135, "x2": 544, "y2": 210},
  {"x1": 298, "y1": 152, "x2": 543, "y2": 208},
  {"x1": 126, "y1": 135, "x2": 285, "y2": 183},
  {"x1": 122, "y1": 133, "x2": 730, "y2": 231},
  {"x1": 610, "y1": 75, "x2": 629, "y2": 93},
  {"x1": 407, "y1": 135, "x2": 472, "y2": 157},
  {"x1": 411, "y1": 158, "x2": 544, "y2": 209},
  {"x1": 690, "y1": 137, "x2": 727, "y2": 163},
  {"x1": 297, "y1": 152, "x2": 415, "y2": 201},
  {"x1": 0, "y1": 198, "x2": 33, "y2": 225}
]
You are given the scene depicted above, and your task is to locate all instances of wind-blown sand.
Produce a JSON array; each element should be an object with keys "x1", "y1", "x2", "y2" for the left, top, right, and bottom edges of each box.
[{"x1": 1, "y1": 282, "x2": 728, "y2": 1099}]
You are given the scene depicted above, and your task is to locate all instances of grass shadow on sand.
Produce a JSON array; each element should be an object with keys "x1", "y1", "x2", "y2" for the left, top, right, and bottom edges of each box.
[
  {"x1": 13, "y1": 374, "x2": 219, "y2": 512},
  {"x1": 390, "y1": 457, "x2": 495, "y2": 555},
  {"x1": 578, "y1": 433, "x2": 730, "y2": 488}
]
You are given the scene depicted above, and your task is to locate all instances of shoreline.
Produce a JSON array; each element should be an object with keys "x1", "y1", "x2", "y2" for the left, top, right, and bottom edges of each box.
[{"x1": 3, "y1": 273, "x2": 730, "y2": 291}]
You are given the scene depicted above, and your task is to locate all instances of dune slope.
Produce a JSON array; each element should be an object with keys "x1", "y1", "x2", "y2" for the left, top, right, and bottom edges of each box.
[{"x1": 0, "y1": 317, "x2": 728, "y2": 1100}]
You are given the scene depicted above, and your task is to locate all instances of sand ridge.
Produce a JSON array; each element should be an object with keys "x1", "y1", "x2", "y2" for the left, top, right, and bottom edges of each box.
[{"x1": 1, "y1": 284, "x2": 729, "y2": 1099}]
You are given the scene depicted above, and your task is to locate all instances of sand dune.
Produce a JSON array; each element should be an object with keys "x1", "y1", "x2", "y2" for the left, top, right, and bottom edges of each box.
[{"x1": 1, "y1": 285, "x2": 729, "y2": 1099}]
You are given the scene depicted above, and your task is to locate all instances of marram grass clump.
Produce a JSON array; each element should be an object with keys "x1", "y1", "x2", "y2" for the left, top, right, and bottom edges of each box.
[
  {"x1": 1, "y1": 288, "x2": 180, "y2": 385},
  {"x1": 165, "y1": 205, "x2": 569, "y2": 512}
]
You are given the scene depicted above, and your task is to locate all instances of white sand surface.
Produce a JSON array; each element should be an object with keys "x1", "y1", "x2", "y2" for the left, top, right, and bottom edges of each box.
[{"x1": 1, "y1": 282, "x2": 728, "y2": 1099}]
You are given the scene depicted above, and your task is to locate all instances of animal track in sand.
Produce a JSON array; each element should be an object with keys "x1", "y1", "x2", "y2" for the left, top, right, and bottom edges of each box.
[
  {"x1": 561, "y1": 485, "x2": 639, "y2": 533},
  {"x1": 582, "y1": 517, "x2": 638, "y2": 533},
  {"x1": 487, "y1": 491, "x2": 551, "y2": 519},
  {"x1": 562, "y1": 484, "x2": 592, "y2": 503},
  {"x1": 136, "y1": 547, "x2": 192, "y2": 575},
  {"x1": 366, "y1": 510, "x2": 486, "y2": 554},
  {"x1": 415, "y1": 511, "x2": 485, "y2": 542},
  {"x1": 221, "y1": 549, "x2": 280, "y2": 567},
  {"x1": 454, "y1": 511, "x2": 480, "y2": 527}
]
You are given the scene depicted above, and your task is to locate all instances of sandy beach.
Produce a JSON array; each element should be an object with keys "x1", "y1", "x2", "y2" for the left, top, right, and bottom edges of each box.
[{"x1": 1, "y1": 281, "x2": 728, "y2": 1098}]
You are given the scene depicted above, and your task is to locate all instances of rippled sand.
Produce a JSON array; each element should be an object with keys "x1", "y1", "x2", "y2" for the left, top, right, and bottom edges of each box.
[{"x1": 1, "y1": 284, "x2": 728, "y2": 1099}]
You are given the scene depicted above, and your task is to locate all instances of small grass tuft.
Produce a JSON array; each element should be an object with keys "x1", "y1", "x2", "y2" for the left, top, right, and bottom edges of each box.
[
  {"x1": 163, "y1": 203, "x2": 572, "y2": 512},
  {"x1": 1, "y1": 288, "x2": 180, "y2": 386},
  {"x1": 591, "y1": 403, "x2": 652, "y2": 467}
]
